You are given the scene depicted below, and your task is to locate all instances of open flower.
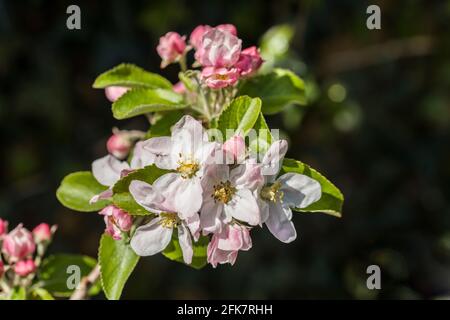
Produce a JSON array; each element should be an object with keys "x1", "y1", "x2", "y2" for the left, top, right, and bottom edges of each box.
[
  {"x1": 2, "y1": 225, "x2": 36, "y2": 262},
  {"x1": 235, "y1": 46, "x2": 263, "y2": 76},
  {"x1": 258, "y1": 140, "x2": 322, "y2": 243},
  {"x1": 201, "y1": 67, "x2": 240, "y2": 89},
  {"x1": 195, "y1": 28, "x2": 242, "y2": 68},
  {"x1": 157, "y1": 32, "x2": 186, "y2": 68},
  {"x1": 99, "y1": 205, "x2": 133, "y2": 240},
  {"x1": 134, "y1": 115, "x2": 219, "y2": 219},
  {"x1": 207, "y1": 223, "x2": 251, "y2": 267},
  {"x1": 90, "y1": 155, "x2": 131, "y2": 204},
  {"x1": 129, "y1": 180, "x2": 201, "y2": 264},
  {"x1": 200, "y1": 162, "x2": 262, "y2": 234}
]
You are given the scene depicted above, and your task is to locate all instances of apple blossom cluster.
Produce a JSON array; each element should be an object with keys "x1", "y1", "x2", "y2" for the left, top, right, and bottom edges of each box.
[
  {"x1": 90, "y1": 115, "x2": 322, "y2": 267},
  {"x1": 0, "y1": 219, "x2": 56, "y2": 297}
]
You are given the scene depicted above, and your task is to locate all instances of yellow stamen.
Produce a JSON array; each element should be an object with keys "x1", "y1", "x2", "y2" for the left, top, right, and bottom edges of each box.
[
  {"x1": 159, "y1": 212, "x2": 179, "y2": 228},
  {"x1": 212, "y1": 181, "x2": 236, "y2": 204},
  {"x1": 260, "y1": 181, "x2": 284, "y2": 203},
  {"x1": 176, "y1": 157, "x2": 199, "y2": 179}
]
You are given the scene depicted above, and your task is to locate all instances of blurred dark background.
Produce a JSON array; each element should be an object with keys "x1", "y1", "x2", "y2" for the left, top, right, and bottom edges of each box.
[{"x1": 1, "y1": 0, "x2": 449, "y2": 299}]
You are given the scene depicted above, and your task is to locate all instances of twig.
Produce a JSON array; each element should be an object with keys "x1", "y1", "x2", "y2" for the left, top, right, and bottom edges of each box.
[{"x1": 69, "y1": 264, "x2": 101, "y2": 300}]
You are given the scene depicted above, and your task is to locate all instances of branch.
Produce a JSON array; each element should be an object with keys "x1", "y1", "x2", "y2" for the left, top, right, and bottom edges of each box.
[
  {"x1": 317, "y1": 35, "x2": 435, "y2": 75},
  {"x1": 69, "y1": 264, "x2": 101, "y2": 300}
]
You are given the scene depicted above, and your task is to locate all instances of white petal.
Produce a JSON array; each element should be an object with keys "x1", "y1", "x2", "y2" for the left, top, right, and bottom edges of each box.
[
  {"x1": 265, "y1": 203, "x2": 297, "y2": 243},
  {"x1": 92, "y1": 155, "x2": 130, "y2": 187},
  {"x1": 224, "y1": 189, "x2": 260, "y2": 226},
  {"x1": 89, "y1": 188, "x2": 113, "y2": 204},
  {"x1": 142, "y1": 137, "x2": 175, "y2": 170},
  {"x1": 130, "y1": 218, "x2": 173, "y2": 256},
  {"x1": 130, "y1": 141, "x2": 156, "y2": 169},
  {"x1": 261, "y1": 140, "x2": 288, "y2": 182},
  {"x1": 178, "y1": 224, "x2": 193, "y2": 264},
  {"x1": 185, "y1": 213, "x2": 201, "y2": 242},
  {"x1": 278, "y1": 173, "x2": 322, "y2": 208},
  {"x1": 230, "y1": 162, "x2": 264, "y2": 191},
  {"x1": 129, "y1": 180, "x2": 167, "y2": 213},
  {"x1": 200, "y1": 198, "x2": 224, "y2": 234},
  {"x1": 171, "y1": 115, "x2": 208, "y2": 158}
]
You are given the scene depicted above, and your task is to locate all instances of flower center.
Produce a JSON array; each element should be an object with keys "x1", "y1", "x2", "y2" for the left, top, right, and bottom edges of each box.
[
  {"x1": 176, "y1": 157, "x2": 199, "y2": 179},
  {"x1": 159, "y1": 212, "x2": 179, "y2": 229},
  {"x1": 214, "y1": 74, "x2": 229, "y2": 81},
  {"x1": 260, "y1": 181, "x2": 284, "y2": 203},
  {"x1": 212, "y1": 181, "x2": 236, "y2": 204}
]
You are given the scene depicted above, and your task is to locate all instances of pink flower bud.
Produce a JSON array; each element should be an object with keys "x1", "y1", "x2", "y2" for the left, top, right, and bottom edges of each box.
[
  {"x1": 14, "y1": 259, "x2": 36, "y2": 277},
  {"x1": 105, "y1": 86, "x2": 130, "y2": 102},
  {"x1": 32, "y1": 223, "x2": 52, "y2": 243},
  {"x1": 235, "y1": 46, "x2": 263, "y2": 76},
  {"x1": 173, "y1": 81, "x2": 186, "y2": 94},
  {"x1": 201, "y1": 67, "x2": 240, "y2": 89},
  {"x1": 2, "y1": 225, "x2": 36, "y2": 262},
  {"x1": 0, "y1": 260, "x2": 4, "y2": 278},
  {"x1": 106, "y1": 133, "x2": 132, "y2": 160},
  {"x1": 207, "y1": 224, "x2": 252, "y2": 268},
  {"x1": 0, "y1": 219, "x2": 8, "y2": 237},
  {"x1": 223, "y1": 135, "x2": 246, "y2": 163},
  {"x1": 189, "y1": 25, "x2": 212, "y2": 49},
  {"x1": 195, "y1": 29, "x2": 241, "y2": 68},
  {"x1": 99, "y1": 205, "x2": 133, "y2": 240},
  {"x1": 216, "y1": 24, "x2": 237, "y2": 36},
  {"x1": 157, "y1": 32, "x2": 186, "y2": 68}
]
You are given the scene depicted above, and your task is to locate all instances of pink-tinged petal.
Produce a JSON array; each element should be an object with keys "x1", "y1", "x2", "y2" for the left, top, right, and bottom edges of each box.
[
  {"x1": 217, "y1": 224, "x2": 243, "y2": 251},
  {"x1": 222, "y1": 135, "x2": 246, "y2": 163},
  {"x1": 105, "y1": 86, "x2": 129, "y2": 102},
  {"x1": 130, "y1": 218, "x2": 173, "y2": 256},
  {"x1": 261, "y1": 140, "x2": 288, "y2": 181},
  {"x1": 230, "y1": 162, "x2": 264, "y2": 191},
  {"x1": 14, "y1": 259, "x2": 36, "y2": 277},
  {"x1": 173, "y1": 178, "x2": 203, "y2": 219},
  {"x1": 216, "y1": 24, "x2": 237, "y2": 36},
  {"x1": 265, "y1": 202, "x2": 297, "y2": 243},
  {"x1": 278, "y1": 173, "x2": 322, "y2": 208},
  {"x1": 235, "y1": 46, "x2": 263, "y2": 76},
  {"x1": 240, "y1": 227, "x2": 252, "y2": 251},
  {"x1": 189, "y1": 25, "x2": 212, "y2": 49},
  {"x1": 89, "y1": 188, "x2": 113, "y2": 204},
  {"x1": 129, "y1": 180, "x2": 167, "y2": 214},
  {"x1": 196, "y1": 28, "x2": 242, "y2": 68},
  {"x1": 157, "y1": 32, "x2": 186, "y2": 68},
  {"x1": 224, "y1": 188, "x2": 260, "y2": 226},
  {"x1": 195, "y1": 141, "x2": 221, "y2": 173},
  {"x1": 178, "y1": 224, "x2": 193, "y2": 264},
  {"x1": 92, "y1": 155, "x2": 130, "y2": 187},
  {"x1": 185, "y1": 213, "x2": 201, "y2": 242},
  {"x1": 201, "y1": 67, "x2": 240, "y2": 89},
  {"x1": 2, "y1": 224, "x2": 36, "y2": 261},
  {"x1": 173, "y1": 81, "x2": 186, "y2": 94},
  {"x1": 200, "y1": 197, "x2": 224, "y2": 235},
  {"x1": 171, "y1": 115, "x2": 208, "y2": 157},
  {"x1": 130, "y1": 141, "x2": 155, "y2": 169},
  {"x1": 140, "y1": 136, "x2": 174, "y2": 170}
]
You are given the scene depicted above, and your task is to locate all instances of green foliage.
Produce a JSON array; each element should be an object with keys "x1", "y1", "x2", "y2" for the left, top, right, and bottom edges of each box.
[
  {"x1": 93, "y1": 63, "x2": 172, "y2": 89},
  {"x1": 30, "y1": 288, "x2": 55, "y2": 300},
  {"x1": 217, "y1": 96, "x2": 262, "y2": 137},
  {"x1": 163, "y1": 233, "x2": 209, "y2": 270},
  {"x1": 56, "y1": 171, "x2": 110, "y2": 212},
  {"x1": 112, "y1": 165, "x2": 169, "y2": 193},
  {"x1": 146, "y1": 110, "x2": 185, "y2": 138},
  {"x1": 112, "y1": 88, "x2": 186, "y2": 119},
  {"x1": 281, "y1": 158, "x2": 344, "y2": 217},
  {"x1": 249, "y1": 112, "x2": 273, "y2": 155},
  {"x1": 99, "y1": 234, "x2": 140, "y2": 300},
  {"x1": 113, "y1": 192, "x2": 152, "y2": 216},
  {"x1": 38, "y1": 254, "x2": 100, "y2": 297},
  {"x1": 9, "y1": 287, "x2": 26, "y2": 300},
  {"x1": 238, "y1": 69, "x2": 306, "y2": 114}
]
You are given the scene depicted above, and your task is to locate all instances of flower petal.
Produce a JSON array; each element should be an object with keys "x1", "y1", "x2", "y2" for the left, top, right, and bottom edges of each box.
[
  {"x1": 129, "y1": 180, "x2": 167, "y2": 213},
  {"x1": 261, "y1": 140, "x2": 288, "y2": 182},
  {"x1": 200, "y1": 197, "x2": 224, "y2": 234},
  {"x1": 185, "y1": 213, "x2": 201, "y2": 241},
  {"x1": 92, "y1": 155, "x2": 130, "y2": 187},
  {"x1": 265, "y1": 203, "x2": 297, "y2": 243},
  {"x1": 89, "y1": 188, "x2": 113, "y2": 204},
  {"x1": 224, "y1": 188, "x2": 260, "y2": 226},
  {"x1": 130, "y1": 141, "x2": 156, "y2": 169},
  {"x1": 178, "y1": 224, "x2": 193, "y2": 264},
  {"x1": 130, "y1": 218, "x2": 173, "y2": 256},
  {"x1": 141, "y1": 137, "x2": 174, "y2": 170},
  {"x1": 278, "y1": 173, "x2": 322, "y2": 208}
]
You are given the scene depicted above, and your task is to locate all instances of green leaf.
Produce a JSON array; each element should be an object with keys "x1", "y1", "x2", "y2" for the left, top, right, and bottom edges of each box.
[
  {"x1": 93, "y1": 63, "x2": 172, "y2": 89},
  {"x1": 163, "y1": 234, "x2": 209, "y2": 269},
  {"x1": 30, "y1": 288, "x2": 55, "y2": 300},
  {"x1": 249, "y1": 112, "x2": 273, "y2": 155},
  {"x1": 112, "y1": 165, "x2": 169, "y2": 193},
  {"x1": 112, "y1": 88, "x2": 186, "y2": 120},
  {"x1": 146, "y1": 110, "x2": 185, "y2": 139},
  {"x1": 281, "y1": 158, "x2": 344, "y2": 217},
  {"x1": 56, "y1": 171, "x2": 110, "y2": 212},
  {"x1": 113, "y1": 192, "x2": 152, "y2": 216},
  {"x1": 238, "y1": 69, "x2": 306, "y2": 114},
  {"x1": 38, "y1": 254, "x2": 100, "y2": 298},
  {"x1": 217, "y1": 96, "x2": 262, "y2": 138},
  {"x1": 9, "y1": 287, "x2": 26, "y2": 300},
  {"x1": 178, "y1": 71, "x2": 197, "y2": 91},
  {"x1": 99, "y1": 234, "x2": 140, "y2": 300}
]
